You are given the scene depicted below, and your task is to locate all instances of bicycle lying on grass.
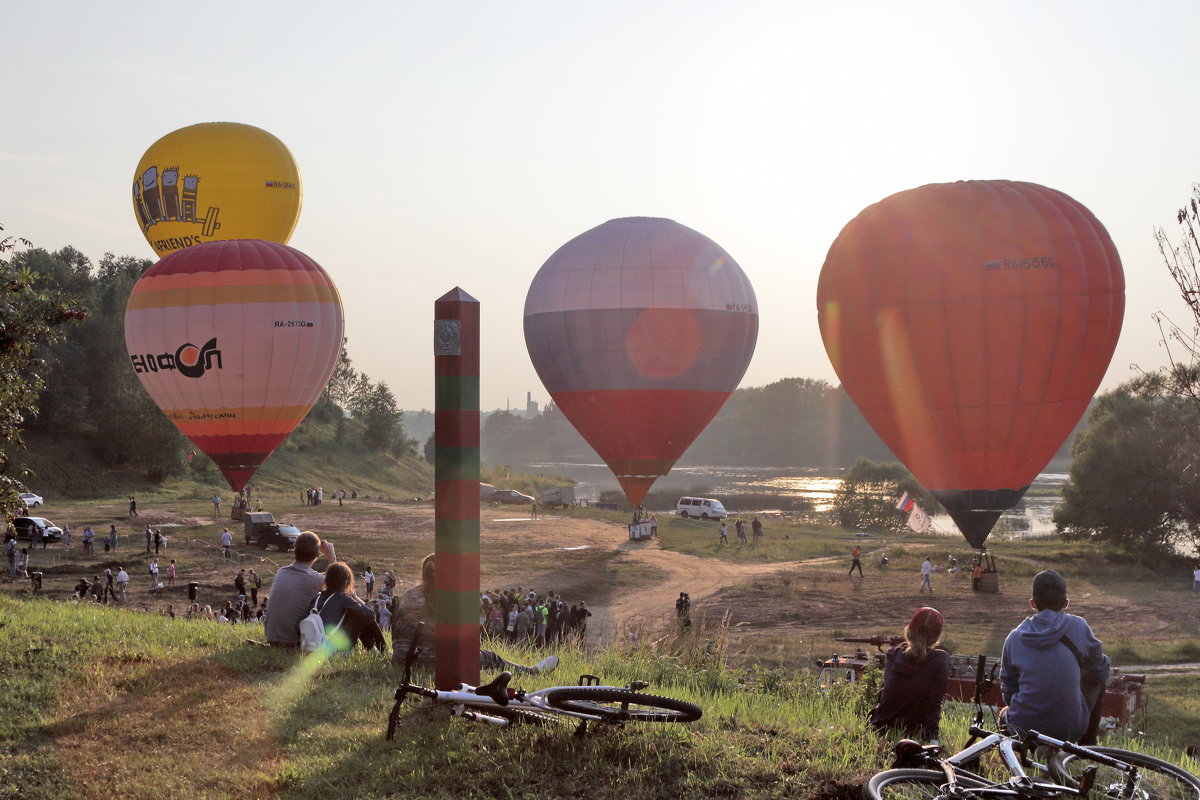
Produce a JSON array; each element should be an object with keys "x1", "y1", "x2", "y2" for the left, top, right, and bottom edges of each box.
[
  {"x1": 867, "y1": 655, "x2": 1200, "y2": 800},
  {"x1": 385, "y1": 623, "x2": 702, "y2": 739}
]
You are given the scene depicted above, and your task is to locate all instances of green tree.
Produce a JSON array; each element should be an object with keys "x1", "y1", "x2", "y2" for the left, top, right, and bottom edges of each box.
[
  {"x1": 354, "y1": 381, "x2": 405, "y2": 450},
  {"x1": 0, "y1": 227, "x2": 86, "y2": 512},
  {"x1": 831, "y1": 457, "x2": 936, "y2": 532},
  {"x1": 1054, "y1": 382, "x2": 1200, "y2": 558},
  {"x1": 321, "y1": 339, "x2": 360, "y2": 411}
]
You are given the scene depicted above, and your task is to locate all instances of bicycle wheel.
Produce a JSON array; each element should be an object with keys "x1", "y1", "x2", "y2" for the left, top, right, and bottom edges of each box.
[
  {"x1": 541, "y1": 687, "x2": 702, "y2": 722},
  {"x1": 1051, "y1": 747, "x2": 1200, "y2": 800},
  {"x1": 865, "y1": 768, "x2": 989, "y2": 800}
]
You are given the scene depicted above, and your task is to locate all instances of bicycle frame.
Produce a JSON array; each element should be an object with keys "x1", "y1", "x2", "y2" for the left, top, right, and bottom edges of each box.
[
  {"x1": 386, "y1": 622, "x2": 702, "y2": 738},
  {"x1": 395, "y1": 676, "x2": 615, "y2": 727}
]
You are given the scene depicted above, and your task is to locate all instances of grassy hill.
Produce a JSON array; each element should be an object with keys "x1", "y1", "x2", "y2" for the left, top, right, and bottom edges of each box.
[
  {"x1": 13, "y1": 406, "x2": 436, "y2": 503},
  {"x1": 4, "y1": 593, "x2": 1198, "y2": 800}
]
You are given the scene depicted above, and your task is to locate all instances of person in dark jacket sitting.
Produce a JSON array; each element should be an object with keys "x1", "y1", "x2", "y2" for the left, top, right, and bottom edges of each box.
[
  {"x1": 868, "y1": 606, "x2": 950, "y2": 743},
  {"x1": 316, "y1": 562, "x2": 387, "y2": 653}
]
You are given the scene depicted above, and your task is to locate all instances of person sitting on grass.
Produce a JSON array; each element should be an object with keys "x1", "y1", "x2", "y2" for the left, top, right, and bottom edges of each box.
[
  {"x1": 999, "y1": 570, "x2": 1109, "y2": 744},
  {"x1": 391, "y1": 553, "x2": 559, "y2": 676},
  {"x1": 264, "y1": 531, "x2": 335, "y2": 647},
  {"x1": 868, "y1": 606, "x2": 950, "y2": 744},
  {"x1": 313, "y1": 562, "x2": 386, "y2": 653}
]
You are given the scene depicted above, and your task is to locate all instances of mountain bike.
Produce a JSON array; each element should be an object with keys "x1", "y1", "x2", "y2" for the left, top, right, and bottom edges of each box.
[
  {"x1": 867, "y1": 655, "x2": 1200, "y2": 800},
  {"x1": 385, "y1": 623, "x2": 702, "y2": 739}
]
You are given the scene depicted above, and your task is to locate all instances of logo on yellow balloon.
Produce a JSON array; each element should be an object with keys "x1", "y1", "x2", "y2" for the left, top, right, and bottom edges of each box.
[{"x1": 133, "y1": 166, "x2": 220, "y2": 252}]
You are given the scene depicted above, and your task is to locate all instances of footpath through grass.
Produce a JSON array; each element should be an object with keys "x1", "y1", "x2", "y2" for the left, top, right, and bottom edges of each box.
[{"x1": 4, "y1": 594, "x2": 1199, "y2": 800}]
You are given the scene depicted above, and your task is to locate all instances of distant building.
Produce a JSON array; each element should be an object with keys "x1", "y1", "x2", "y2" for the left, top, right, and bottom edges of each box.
[{"x1": 502, "y1": 393, "x2": 542, "y2": 419}]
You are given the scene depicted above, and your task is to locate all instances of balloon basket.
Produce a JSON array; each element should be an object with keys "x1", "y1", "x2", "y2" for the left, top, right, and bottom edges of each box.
[{"x1": 977, "y1": 572, "x2": 1000, "y2": 593}]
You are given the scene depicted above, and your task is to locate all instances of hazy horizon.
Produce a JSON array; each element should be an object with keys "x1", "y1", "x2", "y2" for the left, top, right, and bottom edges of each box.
[{"x1": 6, "y1": 2, "x2": 1200, "y2": 412}]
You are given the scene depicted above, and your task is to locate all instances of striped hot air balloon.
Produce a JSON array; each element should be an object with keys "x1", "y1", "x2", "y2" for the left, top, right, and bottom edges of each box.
[
  {"x1": 524, "y1": 217, "x2": 758, "y2": 505},
  {"x1": 124, "y1": 239, "x2": 343, "y2": 490}
]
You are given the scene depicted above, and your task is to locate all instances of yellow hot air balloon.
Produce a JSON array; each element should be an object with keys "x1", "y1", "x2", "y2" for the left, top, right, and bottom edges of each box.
[{"x1": 132, "y1": 122, "x2": 302, "y2": 258}]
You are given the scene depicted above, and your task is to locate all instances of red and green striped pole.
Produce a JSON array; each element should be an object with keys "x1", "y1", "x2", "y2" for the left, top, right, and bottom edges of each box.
[{"x1": 433, "y1": 288, "x2": 480, "y2": 688}]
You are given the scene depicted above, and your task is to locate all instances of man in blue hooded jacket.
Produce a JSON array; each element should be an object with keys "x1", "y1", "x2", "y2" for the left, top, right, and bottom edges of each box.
[{"x1": 999, "y1": 569, "x2": 1109, "y2": 742}]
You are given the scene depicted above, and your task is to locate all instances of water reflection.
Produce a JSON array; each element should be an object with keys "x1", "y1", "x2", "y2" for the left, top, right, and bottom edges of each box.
[{"x1": 525, "y1": 462, "x2": 1068, "y2": 541}]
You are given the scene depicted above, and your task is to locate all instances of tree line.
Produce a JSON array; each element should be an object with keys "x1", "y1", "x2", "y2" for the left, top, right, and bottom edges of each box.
[{"x1": 0, "y1": 243, "x2": 413, "y2": 507}]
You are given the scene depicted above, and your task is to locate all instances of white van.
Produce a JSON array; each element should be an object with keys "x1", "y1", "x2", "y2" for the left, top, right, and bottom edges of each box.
[{"x1": 675, "y1": 496, "x2": 728, "y2": 520}]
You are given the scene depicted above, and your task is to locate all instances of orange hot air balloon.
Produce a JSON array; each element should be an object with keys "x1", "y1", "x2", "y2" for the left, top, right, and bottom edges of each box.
[
  {"x1": 817, "y1": 180, "x2": 1124, "y2": 548},
  {"x1": 524, "y1": 217, "x2": 758, "y2": 505},
  {"x1": 132, "y1": 122, "x2": 302, "y2": 258},
  {"x1": 124, "y1": 239, "x2": 343, "y2": 490}
]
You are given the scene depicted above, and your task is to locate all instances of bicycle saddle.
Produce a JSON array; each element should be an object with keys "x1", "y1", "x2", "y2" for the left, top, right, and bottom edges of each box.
[{"x1": 474, "y1": 671, "x2": 512, "y2": 706}]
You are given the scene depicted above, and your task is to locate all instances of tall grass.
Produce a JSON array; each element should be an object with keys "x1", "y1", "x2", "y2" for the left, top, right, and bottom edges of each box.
[{"x1": 3, "y1": 593, "x2": 1198, "y2": 800}]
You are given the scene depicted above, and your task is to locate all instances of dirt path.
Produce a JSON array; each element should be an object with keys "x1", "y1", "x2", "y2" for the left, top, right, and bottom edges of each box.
[{"x1": 586, "y1": 536, "x2": 802, "y2": 644}]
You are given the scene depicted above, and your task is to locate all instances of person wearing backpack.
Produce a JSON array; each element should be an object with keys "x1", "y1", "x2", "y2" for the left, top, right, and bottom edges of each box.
[
  {"x1": 265, "y1": 531, "x2": 336, "y2": 647},
  {"x1": 310, "y1": 562, "x2": 385, "y2": 653}
]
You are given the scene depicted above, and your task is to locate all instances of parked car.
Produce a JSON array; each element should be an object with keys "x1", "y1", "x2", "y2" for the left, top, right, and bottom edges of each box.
[
  {"x1": 492, "y1": 489, "x2": 535, "y2": 505},
  {"x1": 540, "y1": 486, "x2": 576, "y2": 508},
  {"x1": 11, "y1": 516, "x2": 63, "y2": 543},
  {"x1": 18, "y1": 492, "x2": 44, "y2": 508},
  {"x1": 243, "y1": 512, "x2": 301, "y2": 551},
  {"x1": 675, "y1": 496, "x2": 728, "y2": 520}
]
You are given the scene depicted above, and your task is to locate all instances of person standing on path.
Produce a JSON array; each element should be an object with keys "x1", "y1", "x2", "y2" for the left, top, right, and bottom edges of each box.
[
  {"x1": 116, "y1": 567, "x2": 129, "y2": 601},
  {"x1": 920, "y1": 556, "x2": 934, "y2": 593},
  {"x1": 212, "y1": 495, "x2": 222, "y2": 520},
  {"x1": 849, "y1": 545, "x2": 863, "y2": 577},
  {"x1": 220, "y1": 528, "x2": 233, "y2": 559},
  {"x1": 719, "y1": 521, "x2": 728, "y2": 544}
]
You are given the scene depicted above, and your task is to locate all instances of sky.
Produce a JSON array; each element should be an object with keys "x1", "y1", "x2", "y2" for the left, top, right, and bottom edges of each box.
[{"x1": 5, "y1": 1, "x2": 1200, "y2": 413}]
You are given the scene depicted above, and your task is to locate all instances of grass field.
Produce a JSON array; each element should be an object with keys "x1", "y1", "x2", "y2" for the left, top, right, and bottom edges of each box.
[{"x1": 5, "y1": 490, "x2": 1200, "y2": 800}]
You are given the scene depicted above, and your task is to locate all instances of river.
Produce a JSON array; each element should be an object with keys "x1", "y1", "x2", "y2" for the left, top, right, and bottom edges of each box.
[{"x1": 523, "y1": 461, "x2": 1067, "y2": 542}]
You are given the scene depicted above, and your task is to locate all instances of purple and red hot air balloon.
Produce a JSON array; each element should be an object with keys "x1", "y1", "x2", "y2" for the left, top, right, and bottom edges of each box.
[
  {"x1": 524, "y1": 217, "x2": 758, "y2": 505},
  {"x1": 125, "y1": 239, "x2": 344, "y2": 491},
  {"x1": 817, "y1": 180, "x2": 1125, "y2": 548}
]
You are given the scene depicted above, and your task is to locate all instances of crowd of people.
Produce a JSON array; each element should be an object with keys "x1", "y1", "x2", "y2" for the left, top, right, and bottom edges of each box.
[
  {"x1": 479, "y1": 587, "x2": 592, "y2": 645},
  {"x1": 301, "y1": 487, "x2": 355, "y2": 506}
]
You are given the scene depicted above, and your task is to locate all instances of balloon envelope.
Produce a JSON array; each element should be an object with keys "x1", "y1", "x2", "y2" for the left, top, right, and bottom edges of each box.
[
  {"x1": 125, "y1": 239, "x2": 343, "y2": 490},
  {"x1": 133, "y1": 122, "x2": 302, "y2": 258},
  {"x1": 524, "y1": 217, "x2": 758, "y2": 505},
  {"x1": 817, "y1": 180, "x2": 1124, "y2": 547}
]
